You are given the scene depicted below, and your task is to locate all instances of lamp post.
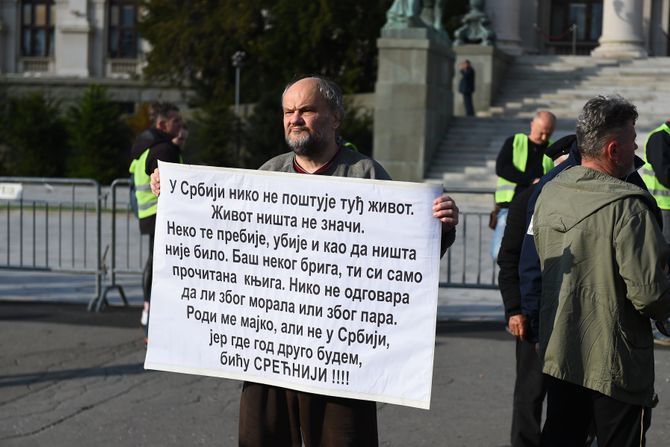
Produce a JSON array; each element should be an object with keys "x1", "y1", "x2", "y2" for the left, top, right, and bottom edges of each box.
[{"x1": 231, "y1": 50, "x2": 246, "y2": 165}]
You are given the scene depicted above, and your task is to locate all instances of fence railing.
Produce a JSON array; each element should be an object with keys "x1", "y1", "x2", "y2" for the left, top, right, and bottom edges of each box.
[
  {"x1": 439, "y1": 188, "x2": 498, "y2": 290},
  {"x1": 0, "y1": 177, "x2": 498, "y2": 312}
]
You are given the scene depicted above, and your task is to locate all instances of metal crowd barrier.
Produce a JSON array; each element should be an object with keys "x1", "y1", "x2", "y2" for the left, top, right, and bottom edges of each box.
[
  {"x1": 0, "y1": 177, "x2": 104, "y2": 308},
  {"x1": 95, "y1": 178, "x2": 148, "y2": 311},
  {"x1": 0, "y1": 177, "x2": 497, "y2": 313},
  {"x1": 438, "y1": 187, "x2": 499, "y2": 290}
]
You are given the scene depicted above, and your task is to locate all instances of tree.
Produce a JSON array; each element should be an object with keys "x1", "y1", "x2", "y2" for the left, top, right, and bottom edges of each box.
[
  {"x1": 140, "y1": 0, "x2": 391, "y2": 103},
  {"x1": 2, "y1": 92, "x2": 68, "y2": 177},
  {"x1": 65, "y1": 85, "x2": 132, "y2": 183},
  {"x1": 141, "y1": 1, "x2": 390, "y2": 165}
]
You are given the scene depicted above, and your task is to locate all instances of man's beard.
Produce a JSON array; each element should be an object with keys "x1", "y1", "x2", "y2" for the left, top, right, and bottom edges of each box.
[{"x1": 286, "y1": 128, "x2": 323, "y2": 156}]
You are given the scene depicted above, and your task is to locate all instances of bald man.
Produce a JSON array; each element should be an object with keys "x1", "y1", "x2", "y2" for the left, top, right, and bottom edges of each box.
[
  {"x1": 492, "y1": 111, "x2": 556, "y2": 261},
  {"x1": 239, "y1": 76, "x2": 460, "y2": 446}
]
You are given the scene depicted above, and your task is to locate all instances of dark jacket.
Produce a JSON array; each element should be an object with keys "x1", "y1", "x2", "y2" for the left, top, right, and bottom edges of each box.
[
  {"x1": 495, "y1": 135, "x2": 549, "y2": 205},
  {"x1": 458, "y1": 67, "x2": 475, "y2": 94},
  {"x1": 519, "y1": 146, "x2": 649, "y2": 341},
  {"x1": 645, "y1": 120, "x2": 670, "y2": 187},
  {"x1": 497, "y1": 185, "x2": 536, "y2": 320},
  {"x1": 130, "y1": 128, "x2": 181, "y2": 234}
]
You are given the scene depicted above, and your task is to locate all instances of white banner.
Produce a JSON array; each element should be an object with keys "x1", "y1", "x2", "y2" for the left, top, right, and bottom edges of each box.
[{"x1": 144, "y1": 161, "x2": 442, "y2": 409}]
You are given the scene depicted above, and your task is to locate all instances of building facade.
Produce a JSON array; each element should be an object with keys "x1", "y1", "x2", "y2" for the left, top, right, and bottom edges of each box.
[
  {"x1": 487, "y1": 0, "x2": 670, "y2": 57},
  {"x1": 0, "y1": 0, "x2": 186, "y2": 108},
  {"x1": 0, "y1": 0, "x2": 667, "y2": 110}
]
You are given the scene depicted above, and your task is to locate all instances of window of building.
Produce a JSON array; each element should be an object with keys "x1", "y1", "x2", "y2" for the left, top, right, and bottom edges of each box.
[
  {"x1": 108, "y1": 0, "x2": 139, "y2": 58},
  {"x1": 548, "y1": 0, "x2": 603, "y2": 54},
  {"x1": 21, "y1": 0, "x2": 55, "y2": 57},
  {"x1": 550, "y1": 1, "x2": 603, "y2": 42}
]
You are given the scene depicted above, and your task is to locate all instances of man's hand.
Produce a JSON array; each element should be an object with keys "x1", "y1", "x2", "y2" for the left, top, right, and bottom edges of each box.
[
  {"x1": 433, "y1": 195, "x2": 459, "y2": 233},
  {"x1": 150, "y1": 168, "x2": 161, "y2": 196},
  {"x1": 508, "y1": 314, "x2": 527, "y2": 340}
]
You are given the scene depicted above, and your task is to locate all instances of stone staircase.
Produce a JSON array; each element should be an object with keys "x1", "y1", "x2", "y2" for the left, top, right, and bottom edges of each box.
[{"x1": 427, "y1": 55, "x2": 670, "y2": 191}]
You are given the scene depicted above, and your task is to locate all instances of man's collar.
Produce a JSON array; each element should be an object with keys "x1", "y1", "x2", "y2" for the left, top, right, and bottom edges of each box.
[{"x1": 293, "y1": 148, "x2": 342, "y2": 174}]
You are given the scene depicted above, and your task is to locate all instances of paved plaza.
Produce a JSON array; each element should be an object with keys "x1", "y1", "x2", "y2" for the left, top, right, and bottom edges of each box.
[{"x1": 1, "y1": 271, "x2": 670, "y2": 446}]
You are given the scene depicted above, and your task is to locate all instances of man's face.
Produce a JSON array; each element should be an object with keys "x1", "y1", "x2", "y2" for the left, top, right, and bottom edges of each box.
[
  {"x1": 613, "y1": 120, "x2": 637, "y2": 177},
  {"x1": 529, "y1": 115, "x2": 555, "y2": 146},
  {"x1": 282, "y1": 79, "x2": 338, "y2": 157},
  {"x1": 172, "y1": 128, "x2": 188, "y2": 149},
  {"x1": 160, "y1": 111, "x2": 183, "y2": 139}
]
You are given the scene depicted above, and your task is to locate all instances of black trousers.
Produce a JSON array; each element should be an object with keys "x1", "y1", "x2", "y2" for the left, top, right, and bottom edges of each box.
[
  {"x1": 463, "y1": 93, "x2": 474, "y2": 116},
  {"x1": 511, "y1": 339, "x2": 545, "y2": 447},
  {"x1": 541, "y1": 375, "x2": 651, "y2": 447},
  {"x1": 142, "y1": 234, "x2": 155, "y2": 304},
  {"x1": 239, "y1": 383, "x2": 378, "y2": 447}
]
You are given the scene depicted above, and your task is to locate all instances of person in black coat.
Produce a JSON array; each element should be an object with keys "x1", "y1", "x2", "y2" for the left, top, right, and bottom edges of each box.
[
  {"x1": 497, "y1": 135, "x2": 573, "y2": 447},
  {"x1": 458, "y1": 59, "x2": 475, "y2": 116}
]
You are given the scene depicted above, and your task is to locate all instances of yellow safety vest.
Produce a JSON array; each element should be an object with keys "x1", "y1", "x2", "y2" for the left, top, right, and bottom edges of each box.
[
  {"x1": 495, "y1": 133, "x2": 554, "y2": 203},
  {"x1": 129, "y1": 149, "x2": 158, "y2": 219},
  {"x1": 642, "y1": 123, "x2": 670, "y2": 210}
]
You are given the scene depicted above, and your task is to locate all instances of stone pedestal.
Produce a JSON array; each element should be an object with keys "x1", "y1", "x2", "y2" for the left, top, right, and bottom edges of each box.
[
  {"x1": 592, "y1": 0, "x2": 647, "y2": 58},
  {"x1": 373, "y1": 28, "x2": 453, "y2": 182},
  {"x1": 452, "y1": 45, "x2": 510, "y2": 117},
  {"x1": 54, "y1": 0, "x2": 91, "y2": 76}
]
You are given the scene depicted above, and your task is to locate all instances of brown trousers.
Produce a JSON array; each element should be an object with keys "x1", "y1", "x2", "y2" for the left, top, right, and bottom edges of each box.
[{"x1": 238, "y1": 382, "x2": 378, "y2": 447}]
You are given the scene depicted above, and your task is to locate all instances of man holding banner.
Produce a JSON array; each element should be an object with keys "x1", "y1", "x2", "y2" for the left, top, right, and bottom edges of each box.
[{"x1": 149, "y1": 76, "x2": 459, "y2": 446}]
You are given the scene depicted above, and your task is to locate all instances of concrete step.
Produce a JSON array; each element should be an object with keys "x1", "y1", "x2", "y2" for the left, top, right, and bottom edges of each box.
[{"x1": 426, "y1": 56, "x2": 670, "y2": 189}]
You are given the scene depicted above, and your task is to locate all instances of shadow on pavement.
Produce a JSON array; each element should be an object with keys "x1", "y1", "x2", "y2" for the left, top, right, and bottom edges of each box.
[
  {"x1": 0, "y1": 301, "x2": 141, "y2": 328},
  {"x1": 0, "y1": 363, "x2": 146, "y2": 388},
  {"x1": 436, "y1": 320, "x2": 508, "y2": 341}
]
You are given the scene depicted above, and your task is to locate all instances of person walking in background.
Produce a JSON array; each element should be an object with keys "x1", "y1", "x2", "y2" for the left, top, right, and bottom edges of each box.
[
  {"x1": 534, "y1": 95, "x2": 670, "y2": 446},
  {"x1": 492, "y1": 111, "x2": 555, "y2": 261},
  {"x1": 497, "y1": 136, "x2": 572, "y2": 447},
  {"x1": 128, "y1": 102, "x2": 184, "y2": 344},
  {"x1": 458, "y1": 59, "x2": 475, "y2": 117},
  {"x1": 641, "y1": 117, "x2": 670, "y2": 345}
]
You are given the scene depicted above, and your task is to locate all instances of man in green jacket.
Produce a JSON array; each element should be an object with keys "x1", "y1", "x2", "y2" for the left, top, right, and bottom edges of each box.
[{"x1": 533, "y1": 94, "x2": 670, "y2": 446}]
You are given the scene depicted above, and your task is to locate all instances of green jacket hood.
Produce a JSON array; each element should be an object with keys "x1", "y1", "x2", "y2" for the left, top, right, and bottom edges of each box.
[{"x1": 540, "y1": 166, "x2": 660, "y2": 233}]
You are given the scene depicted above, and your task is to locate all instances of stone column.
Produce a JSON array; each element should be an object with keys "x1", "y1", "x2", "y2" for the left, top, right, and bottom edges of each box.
[
  {"x1": 485, "y1": 0, "x2": 523, "y2": 56},
  {"x1": 54, "y1": 0, "x2": 91, "y2": 76},
  {"x1": 373, "y1": 28, "x2": 453, "y2": 182},
  {"x1": 591, "y1": 0, "x2": 647, "y2": 58}
]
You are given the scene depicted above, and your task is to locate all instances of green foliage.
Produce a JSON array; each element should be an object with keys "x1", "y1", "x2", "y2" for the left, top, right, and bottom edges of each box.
[
  {"x1": 189, "y1": 101, "x2": 240, "y2": 168},
  {"x1": 241, "y1": 88, "x2": 285, "y2": 169},
  {"x1": 340, "y1": 101, "x2": 374, "y2": 157},
  {"x1": 140, "y1": 1, "x2": 388, "y2": 166},
  {"x1": 1, "y1": 92, "x2": 68, "y2": 177},
  {"x1": 64, "y1": 85, "x2": 132, "y2": 184},
  {"x1": 140, "y1": 0, "x2": 391, "y2": 105}
]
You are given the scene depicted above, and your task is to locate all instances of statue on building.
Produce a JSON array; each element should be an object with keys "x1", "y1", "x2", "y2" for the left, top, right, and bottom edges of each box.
[
  {"x1": 383, "y1": 0, "x2": 445, "y2": 32},
  {"x1": 453, "y1": 0, "x2": 495, "y2": 46}
]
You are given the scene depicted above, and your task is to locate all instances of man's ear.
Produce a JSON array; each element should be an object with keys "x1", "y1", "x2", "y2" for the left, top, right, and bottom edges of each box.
[
  {"x1": 604, "y1": 139, "x2": 619, "y2": 164},
  {"x1": 156, "y1": 118, "x2": 167, "y2": 132},
  {"x1": 332, "y1": 113, "x2": 341, "y2": 131}
]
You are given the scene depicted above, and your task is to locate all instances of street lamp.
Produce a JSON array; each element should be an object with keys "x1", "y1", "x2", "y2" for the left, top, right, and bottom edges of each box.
[
  {"x1": 231, "y1": 51, "x2": 246, "y2": 165},
  {"x1": 231, "y1": 51, "x2": 246, "y2": 116}
]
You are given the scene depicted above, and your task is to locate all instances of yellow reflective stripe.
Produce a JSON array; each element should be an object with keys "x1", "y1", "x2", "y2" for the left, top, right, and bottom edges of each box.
[
  {"x1": 512, "y1": 134, "x2": 527, "y2": 171},
  {"x1": 643, "y1": 124, "x2": 670, "y2": 209}
]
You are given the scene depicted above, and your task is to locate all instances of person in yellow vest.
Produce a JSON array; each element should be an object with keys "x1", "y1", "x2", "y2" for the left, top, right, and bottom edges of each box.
[
  {"x1": 128, "y1": 102, "x2": 184, "y2": 343},
  {"x1": 492, "y1": 111, "x2": 556, "y2": 261},
  {"x1": 641, "y1": 118, "x2": 670, "y2": 345}
]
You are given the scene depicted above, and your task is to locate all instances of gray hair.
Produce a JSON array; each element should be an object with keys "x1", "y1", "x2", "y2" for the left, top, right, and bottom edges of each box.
[
  {"x1": 282, "y1": 76, "x2": 346, "y2": 122},
  {"x1": 576, "y1": 95, "x2": 638, "y2": 159}
]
